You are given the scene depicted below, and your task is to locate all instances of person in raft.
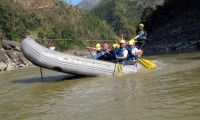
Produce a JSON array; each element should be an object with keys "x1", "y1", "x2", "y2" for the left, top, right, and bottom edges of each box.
[
  {"x1": 127, "y1": 40, "x2": 143, "y2": 63},
  {"x1": 87, "y1": 43, "x2": 103, "y2": 55},
  {"x1": 132, "y1": 23, "x2": 147, "y2": 49},
  {"x1": 87, "y1": 43, "x2": 110, "y2": 60},
  {"x1": 106, "y1": 43, "x2": 119, "y2": 61},
  {"x1": 115, "y1": 39, "x2": 128, "y2": 64}
]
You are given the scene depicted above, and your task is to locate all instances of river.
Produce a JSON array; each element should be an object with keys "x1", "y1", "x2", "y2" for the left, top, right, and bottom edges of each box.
[{"x1": 0, "y1": 51, "x2": 200, "y2": 120}]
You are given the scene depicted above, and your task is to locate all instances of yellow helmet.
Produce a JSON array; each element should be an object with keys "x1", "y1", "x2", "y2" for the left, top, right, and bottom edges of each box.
[
  {"x1": 119, "y1": 39, "x2": 125, "y2": 44},
  {"x1": 139, "y1": 23, "x2": 144, "y2": 28},
  {"x1": 95, "y1": 43, "x2": 101, "y2": 48},
  {"x1": 112, "y1": 43, "x2": 119, "y2": 49},
  {"x1": 128, "y1": 40, "x2": 135, "y2": 45}
]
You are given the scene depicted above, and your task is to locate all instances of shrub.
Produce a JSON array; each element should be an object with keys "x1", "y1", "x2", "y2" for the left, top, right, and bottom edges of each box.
[{"x1": 0, "y1": 43, "x2": 2, "y2": 49}]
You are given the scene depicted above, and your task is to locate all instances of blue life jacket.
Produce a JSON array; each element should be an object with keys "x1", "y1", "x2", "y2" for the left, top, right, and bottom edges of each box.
[
  {"x1": 107, "y1": 50, "x2": 115, "y2": 60},
  {"x1": 138, "y1": 30, "x2": 147, "y2": 41},
  {"x1": 95, "y1": 48, "x2": 111, "y2": 60},
  {"x1": 116, "y1": 47, "x2": 127, "y2": 62},
  {"x1": 125, "y1": 45, "x2": 129, "y2": 50},
  {"x1": 127, "y1": 46, "x2": 138, "y2": 61}
]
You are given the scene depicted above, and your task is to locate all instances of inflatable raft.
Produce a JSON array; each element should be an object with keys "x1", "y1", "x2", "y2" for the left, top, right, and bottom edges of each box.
[{"x1": 20, "y1": 38, "x2": 142, "y2": 76}]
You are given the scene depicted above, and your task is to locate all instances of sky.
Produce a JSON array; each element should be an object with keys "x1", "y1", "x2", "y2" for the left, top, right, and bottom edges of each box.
[{"x1": 63, "y1": 0, "x2": 83, "y2": 6}]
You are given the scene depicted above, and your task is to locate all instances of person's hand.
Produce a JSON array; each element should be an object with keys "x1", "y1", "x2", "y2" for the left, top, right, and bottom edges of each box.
[
  {"x1": 106, "y1": 49, "x2": 109, "y2": 53},
  {"x1": 115, "y1": 55, "x2": 118, "y2": 59}
]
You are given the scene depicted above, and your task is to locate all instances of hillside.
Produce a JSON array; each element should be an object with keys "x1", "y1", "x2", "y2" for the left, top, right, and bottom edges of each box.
[
  {"x1": 0, "y1": 0, "x2": 116, "y2": 51},
  {"x1": 78, "y1": 0, "x2": 103, "y2": 10},
  {"x1": 78, "y1": 0, "x2": 164, "y2": 10},
  {"x1": 91, "y1": 0, "x2": 144, "y2": 39}
]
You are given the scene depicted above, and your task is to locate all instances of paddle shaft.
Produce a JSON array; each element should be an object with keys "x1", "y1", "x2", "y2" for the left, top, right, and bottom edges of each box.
[
  {"x1": 114, "y1": 49, "x2": 122, "y2": 74},
  {"x1": 114, "y1": 49, "x2": 118, "y2": 63},
  {"x1": 87, "y1": 48, "x2": 93, "y2": 58}
]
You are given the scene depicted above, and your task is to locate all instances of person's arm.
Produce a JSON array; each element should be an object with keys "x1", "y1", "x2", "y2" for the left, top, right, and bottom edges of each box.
[
  {"x1": 132, "y1": 35, "x2": 140, "y2": 40},
  {"x1": 87, "y1": 46, "x2": 99, "y2": 51},
  {"x1": 116, "y1": 50, "x2": 128, "y2": 59},
  {"x1": 116, "y1": 56, "x2": 126, "y2": 59},
  {"x1": 132, "y1": 48, "x2": 142, "y2": 56},
  {"x1": 132, "y1": 31, "x2": 145, "y2": 40}
]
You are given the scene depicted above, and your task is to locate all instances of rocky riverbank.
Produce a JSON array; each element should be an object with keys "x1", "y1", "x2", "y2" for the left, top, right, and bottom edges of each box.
[
  {"x1": 145, "y1": 21, "x2": 200, "y2": 54},
  {"x1": 0, "y1": 39, "x2": 32, "y2": 72}
]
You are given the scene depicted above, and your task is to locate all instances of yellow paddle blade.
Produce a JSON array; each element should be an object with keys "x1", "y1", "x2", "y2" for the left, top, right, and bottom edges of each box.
[
  {"x1": 143, "y1": 59, "x2": 156, "y2": 69},
  {"x1": 138, "y1": 58, "x2": 149, "y2": 69},
  {"x1": 117, "y1": 63, "x2": 122, "y2": 74}
]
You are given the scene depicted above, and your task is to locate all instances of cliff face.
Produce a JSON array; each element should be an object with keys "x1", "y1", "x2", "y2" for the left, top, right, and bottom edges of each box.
[
  {"x1": 143, "y1": 0, "x2": 200, "y2": 53},
  {"x1": 145, "y1": 21, "x2": 200, "y2": 53}
]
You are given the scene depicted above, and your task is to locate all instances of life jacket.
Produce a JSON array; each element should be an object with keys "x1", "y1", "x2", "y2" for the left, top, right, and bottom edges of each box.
[
  {"x1": 116, "y1": 47, "x2": 127, "y2": 62},
  {"x1": 138, "y1": 30, "x2": 147, "y2": 41},
  {"x1": 127, "y1": 46, "x2": 138, "y2": 61},
  {"x1": 125, "y1": 45, "x2": 129, "y2": 50},
  {"x1": 96, "y1": 47, "x2": 104, "y2": 55},
  {"x1": 95, "y1": 47, "x2": 110, "y2": 60},
  {"x1": 107, "y1": 50, "x2": 116, "y2": 60}
]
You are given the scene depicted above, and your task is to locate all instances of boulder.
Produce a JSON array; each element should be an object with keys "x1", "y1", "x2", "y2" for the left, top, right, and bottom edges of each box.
[
  {"x1": 0, "y1": 40, "x2": 21, "y2": 51},
  {"x1": 0, "y1": 62, "x2": 7, "y2": 71},
  {"x1": 0, "y1": 48, "x2": 7, "y2": 62},
  {"x1": 6, "y1": 50, "x2": 20, "y2": 63},
  {"x1": 0, "y1": 40, "x2": 31, "y2": 72}
]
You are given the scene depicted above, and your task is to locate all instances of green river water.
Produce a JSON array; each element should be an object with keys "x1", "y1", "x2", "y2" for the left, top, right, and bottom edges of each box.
[{"x1": 0, "y1": 52, "x2": 200, "y2": 120}]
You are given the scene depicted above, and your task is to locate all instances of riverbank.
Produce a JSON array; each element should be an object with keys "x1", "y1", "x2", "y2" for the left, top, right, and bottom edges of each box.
[{"x1": 0, "y1": 39, "x2": 32, "y2": 71}]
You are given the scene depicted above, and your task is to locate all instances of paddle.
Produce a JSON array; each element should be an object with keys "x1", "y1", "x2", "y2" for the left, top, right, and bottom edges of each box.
[
  {"x1": 138, "y1": 58, "x2": 156, "y2": 69},
  {"x1": 138, "y1": 58, "x2": 149, "y2": 69},
  {"x1": 114, "y1": 49, "x2": 122, "y2": 74},
  {"x1": 143, "y1": 59, "x2": 156, "y2": 69},
  {"x1": 87, "y1": 48, "x2": 93, "y2": 58}
]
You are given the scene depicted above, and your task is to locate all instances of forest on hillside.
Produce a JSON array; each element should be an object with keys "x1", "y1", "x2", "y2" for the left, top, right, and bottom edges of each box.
[
  {"x1": 0, "y1": 0, "x2": 116, "y2": 51},
  {"x1": 1, "y1": 0, "x2": 199, "y2": 52},
  {"x1": 91, "y1": 0, "x2": 144, "y2": 40}
]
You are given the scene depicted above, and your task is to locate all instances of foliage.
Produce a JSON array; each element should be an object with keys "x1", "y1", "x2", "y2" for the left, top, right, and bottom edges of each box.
[
  {"x1": 141, "y1": 0, "x2": 200, "y2": 33},
  {"x1": 91, "y1": 0, "x2": 144, "y2": 39},
  {"x1": 0, "y1": 1, "x2": 41, "y2": 41},
  {"x1": 0, "y1": 0, "x2": 117, "y2": 51},
  {"x1": 0, "y1": 43, "x2": 2, "y2": 49}
]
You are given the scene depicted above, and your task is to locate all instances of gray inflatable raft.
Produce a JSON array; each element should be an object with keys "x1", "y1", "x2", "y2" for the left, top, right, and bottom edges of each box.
[{"x1": 20, "y1": 38, "x2": 142, "y2": 76}]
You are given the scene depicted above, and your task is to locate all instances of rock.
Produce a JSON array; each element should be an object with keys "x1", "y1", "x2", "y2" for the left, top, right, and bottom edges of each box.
[
  {"x1": 0, "y1": 62, "x2": 7, "y2": 71},
  {"x1": 18, "y1": 53, "x2": 30, "y2": 65},
  {"x1": 0, "y1": 40, "x2": 31, "y2": 72},
  {"x1": 145, "y1": 21, "x2": 200, "y2": 53},
  {"x1": 0, "y1": 40, "x2": 21, "y2": 51},
  {"x1": 0, "y1": 48, "x2": 7, "y2": 62},
  {"x1": 6, "y1": 62, "x2": 17, "y2": 71},
  {"x1": 6, "y1": 50, "x2": 20, "y2": 63}
]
